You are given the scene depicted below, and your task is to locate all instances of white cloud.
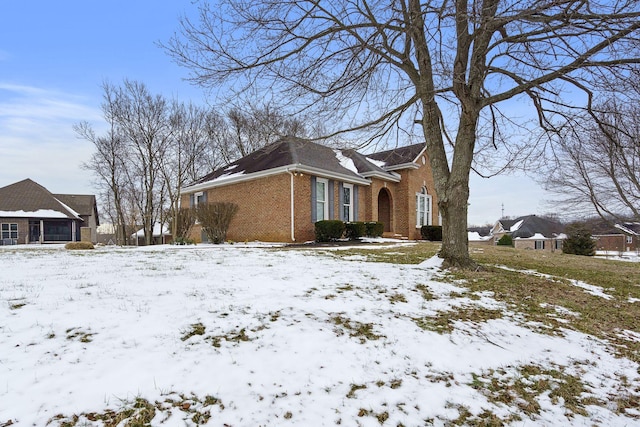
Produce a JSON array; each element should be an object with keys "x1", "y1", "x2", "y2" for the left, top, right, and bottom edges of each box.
[{"x1": 0, "y1": 83, "x2": 103, "y2": 194}]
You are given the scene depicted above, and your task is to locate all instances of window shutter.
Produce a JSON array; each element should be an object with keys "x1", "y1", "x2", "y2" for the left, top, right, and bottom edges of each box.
[
  {"x1": 328, "y1": 180, "x2": 334, "y2": 219},
  {"x1": 353, "y1": 186, "x2": 359, "y2": 221},
  {"x1": 202, "y1": 191, "x2": 208, "y2": 203},
  {"x1": 338, "y1": 182, "x2": 344, "y2": 221},
  {"x1": 189, "y1": 194, "x2": 195, "y2": 207},
  {"x1": 310, "y1": 176, "x2": 317, "y2": 223}
]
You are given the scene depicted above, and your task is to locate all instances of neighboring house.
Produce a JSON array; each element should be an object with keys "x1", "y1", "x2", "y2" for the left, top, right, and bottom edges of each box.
[
  {"x1": 490, "y1": 215, "x2": 566, "y2": 252},
  {"x1": 180, "y1": 137, "x2": 439, "y2": 243},
  {"x1": 593, "y1": 222, "x2": 640, "y2": 252},
  {"x1": 131, "y1": 224, "x2": 173, "y2": 246},
  {"x1": 0, "y1": 179, "x2": 99, "y2": 245}
]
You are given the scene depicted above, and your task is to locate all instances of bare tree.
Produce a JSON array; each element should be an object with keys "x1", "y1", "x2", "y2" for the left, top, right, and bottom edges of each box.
[
  {"x1": 107, "y1": 80, "x2": 173, "y2": 245},
  {"x1": 547, "y1": 95, "x2": 640, "y2": 223},
  {"x1": 77, "y1": 84, "x2": 131, "y2": 245},
  {"x1": 164, "y1": 0, "x2": 640, "y2": 268},
  {"x1": 224, "y1": 101, "x2": 312, "y2": 160},
  {"x1": 161, "y1": 101, "x2": 218, "y2": 240}
]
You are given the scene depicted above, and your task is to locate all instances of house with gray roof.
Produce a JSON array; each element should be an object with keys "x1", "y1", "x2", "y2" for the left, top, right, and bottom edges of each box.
[
  {"x1": 181, "y1": 137, "x2": 439, "y2": 242},
  {"x1": 490, "y1": 215, "x2": 566, "y2": 251},
  {"x1": 0, "y1": 179, "x2": 99, "y2": 245}
]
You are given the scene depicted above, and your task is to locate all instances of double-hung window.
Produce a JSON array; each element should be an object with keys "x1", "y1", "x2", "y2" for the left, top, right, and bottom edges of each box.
[
  {"x1": 1, "y1": 223, "x2": 18, "y2": 240},
  {"x1": 415, "y1": 187, "x2": 432, "y2": 227},
  {"x1": 342, "y1": 183, "x2": 353, "y2": 222},
  {"x1": 535, "y1": 240, "x2": 545, "y2": 250},
  {"x1": 316, "y1": 178, "x2": 329, "y2": 221}
]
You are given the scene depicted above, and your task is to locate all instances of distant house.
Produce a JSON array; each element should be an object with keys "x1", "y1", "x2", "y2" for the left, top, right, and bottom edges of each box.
[
  {"x1": 0, "y1": 179, "x2": 99, "y2": 245},
  {"x1": 592, "y1": 222, "x2": 640, "y2": 252},
  {"x1": 131, "y1": 224, "x2": 173, "y2": 246},
  {"x1": 490, "y1": 215, "x2": 566, "y2": 251},
  {"x1": 180, "y1": 137, "x2": 439, "y2": 243}
]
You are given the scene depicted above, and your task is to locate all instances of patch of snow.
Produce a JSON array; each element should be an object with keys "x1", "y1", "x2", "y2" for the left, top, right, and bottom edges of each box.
[
  {"x1": 515, "y1": 232, "x2": 547, "y2": 240},
  {"x1": 0, "y1": 245, "x2": 637, "y2": 426},
  {"x1": 468, "y1": 232, "x2": 491, "y2": 242},
  {"x1": 53, "y1": 197, "x2": 82, "y2": 219},
  {"x1": 212, "y1": 170, "x2": 246, "y2": 183},
  {"x1": 132, "y1": 224, "x2": 170, "y2": 237},
  {"x1": 224, "y1": 164, "x2": 238, "y2": 171},
  {"x1": 495, "y1": 265, "x2": 614, "y2": 300},
  {"x1": 365, "y1": 157, "x2": 386, "y2": 168},
  {"x1": 333, "y1": 150, "x2": 359, "y2": 174},
  {"x1": 510, "y1": 219, "x2": 524, "y2": 232},
  {"x1": 418, "y1": 255, "x2": 444, "y2": 269},
  {"x1": 0, "y1": 209, "x2": 70, "y2": 218}
]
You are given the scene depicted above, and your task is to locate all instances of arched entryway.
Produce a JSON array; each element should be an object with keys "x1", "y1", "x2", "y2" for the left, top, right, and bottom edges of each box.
[{"x1": 377, "y1": 188, "x2": 392, "y2": 232}]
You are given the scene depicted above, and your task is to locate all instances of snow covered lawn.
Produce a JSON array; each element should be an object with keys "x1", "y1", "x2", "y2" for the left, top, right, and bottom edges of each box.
[{"x1": 1, "y1": 244, "x2": 638, "y2": 426}]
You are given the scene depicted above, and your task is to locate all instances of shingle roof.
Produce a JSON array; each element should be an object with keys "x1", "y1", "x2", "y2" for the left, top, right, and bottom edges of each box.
[
  {"x1": 53, "y1": 194, "x2": 98, "y2": 219},
  {"x1": 0, "y1": 178, "x2": 82, "y2": 220},
  {"x1": 190, "y1": 137, "x2": 413, "y2": 188},
  {"x1": 500, "y1": 215, "x2": 564, "y2": 238},
  {"x1": 366, "y1": 143, "x2": 426, "y2": 167}
]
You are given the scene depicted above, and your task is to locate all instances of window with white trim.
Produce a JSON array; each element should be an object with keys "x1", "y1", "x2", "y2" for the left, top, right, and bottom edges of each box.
[
  {"x1": 535, "y1": 240, "x2": 545, "y2": 250},
  {"x1": 1, "y1": 223, "x2": 18, "y2": 240},
  {"x1": 626, "y1": 235, "x2": 633, "y2": 244},
  {"x1": 316, "y1": 178, "x2": 329, "y2": 221},
  {"x1": 415, "y1": 187, "x2": 432, "y2": 227},
  {"x1": 342, "y1": 183, "x2": 353, "y2": 222}
]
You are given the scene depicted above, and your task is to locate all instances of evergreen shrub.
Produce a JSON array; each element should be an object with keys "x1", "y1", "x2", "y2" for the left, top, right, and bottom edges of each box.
[
  {"x1": 365, "y1": 222, "x2": 384, "y2": 238},
  {"x1": 345, "y1": 222, "x2": 366, "y2": 240},
  {"x1": 497, "y1": 234, "x2": 513, "y2": 246},
  {"x1": 421, "y1": 225, "x2": 443, "y2": 241},
  {"x1": 315, "y1": 220, "x2": 345, "y2": 242},
  {"x1": 562, "y1": 223, "x2": 596, "y2": 256}
]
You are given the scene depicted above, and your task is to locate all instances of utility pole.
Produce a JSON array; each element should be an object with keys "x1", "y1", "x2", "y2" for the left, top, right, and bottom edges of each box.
[{"x1": 501, "y1": 203, "x2": 505, "y2": 219}]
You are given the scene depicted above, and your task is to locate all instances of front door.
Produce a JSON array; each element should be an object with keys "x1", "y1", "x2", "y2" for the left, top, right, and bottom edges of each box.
[
  {"x1": 377, "y1": 188, "x2": 392, "y2": 232},
  {"x1": 29, "y1": 221, "x2": 40, "y2": 243}
]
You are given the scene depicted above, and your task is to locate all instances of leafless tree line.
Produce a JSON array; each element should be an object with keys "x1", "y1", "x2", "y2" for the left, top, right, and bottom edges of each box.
[{"x1": 79, "y1": 79, "x2": 314, "y2": 245}]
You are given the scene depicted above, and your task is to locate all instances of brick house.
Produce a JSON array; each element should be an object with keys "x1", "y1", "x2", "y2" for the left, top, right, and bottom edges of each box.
[
  {"x1": 490, "y1": 215, "x2": 566, "y2": 252},
  {"x1": 593, "y1": 222, "x2": 640, "y2": 252},
  {"x1": 0, "y1": 178, "x2": 99, "y2": 245},
  {"x1": 180, "y1": 137, "x2": 439, "y2": 243}
]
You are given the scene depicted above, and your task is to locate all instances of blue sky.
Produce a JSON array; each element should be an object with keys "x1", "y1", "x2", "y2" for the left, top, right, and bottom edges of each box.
[{"x1": 0, "y1": 1, "x2": 552, "y2": 226}]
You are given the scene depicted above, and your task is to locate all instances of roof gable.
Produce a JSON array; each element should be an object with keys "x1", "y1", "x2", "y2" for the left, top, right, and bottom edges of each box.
[
  {"x1": 366, "y1": 143, "x2": 426, "y2": 168},
  {"x1": 0, "y1": 179, "x2": 82, "y2": 220}
]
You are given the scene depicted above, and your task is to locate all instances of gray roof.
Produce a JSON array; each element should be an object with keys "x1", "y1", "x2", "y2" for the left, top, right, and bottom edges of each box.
[
  {"x1": 0, "y1": 178, "x2": 83, "y2": 220},
  {"x1": 191, "y1": 137, "x2": 412, "y2": 187},
  {"x1": 366, "y1": 143, "x2": 427, "y2": 167},
  {"x1": 53, "y1": 194, "x2": 99, "y2": 224},
  {"x1": 498, "y1": 215, "x2": 565, "y2": 238}
]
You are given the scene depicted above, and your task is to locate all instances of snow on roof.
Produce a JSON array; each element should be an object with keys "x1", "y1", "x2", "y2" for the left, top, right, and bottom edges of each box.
[
  {"x1": 53, "y1": 197, "x2": 82, "y2": 219},
  {"x1": 0, "y1": 209, "x2": 70, "y2": 219},
  {"x1": 615, "y1": 223, "x2": 640, "y2": 236},
  {"x1": 333, "y1": 150, "x2": 359, "y2": 174},
  {"x1": 365, "y1": 157, "x2": 387, "y2": 168},
  {"x1": 510, "y1": 219, "x2": 524, "y2": 232},
  {"x1": 210, "y1": 170, "x2": 246, "y2": 183},
  {"x1": 133, "y1": 224, "x2": 171, "y2": 237},
  {"x1": 515, "y1": 232, "x2": 547, "y2": 240}
]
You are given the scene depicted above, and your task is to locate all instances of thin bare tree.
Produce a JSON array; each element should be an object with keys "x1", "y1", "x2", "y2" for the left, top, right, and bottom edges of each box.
[
  {"x1": 547, "y1": 95, "x2": 640, "y2": 223},
  {"x1": 164, "y1": 0, "x2": 640, "y2": 268}
]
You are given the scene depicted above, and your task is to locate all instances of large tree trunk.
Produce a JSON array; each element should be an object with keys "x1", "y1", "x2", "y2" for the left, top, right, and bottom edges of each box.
[{"x1": 424, "y1": 103, "x2": 478, "y2": 269}]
